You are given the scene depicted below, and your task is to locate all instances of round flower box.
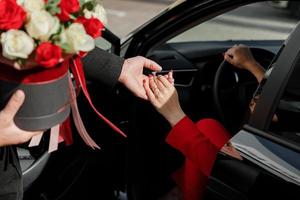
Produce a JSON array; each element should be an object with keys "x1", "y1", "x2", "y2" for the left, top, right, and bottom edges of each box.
[{"x1": 0, "y1": 62, "x2": 70, "y2": 131}]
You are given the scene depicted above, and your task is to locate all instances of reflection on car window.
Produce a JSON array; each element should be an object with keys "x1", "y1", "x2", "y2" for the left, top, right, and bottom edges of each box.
[
  {"x1": 268, "y1": 71, "x2": 300, "y2": 146},
  {"x1": 168, "y1": 2, "x2": 297, "y2": 43},
  {"x1": 95, "y1": 37, "x2": 112, "y2": 51}
]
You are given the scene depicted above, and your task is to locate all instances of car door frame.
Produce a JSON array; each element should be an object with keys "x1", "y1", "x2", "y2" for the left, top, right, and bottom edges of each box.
[
  {"x1": 247, "y1": 22, "x2": 300, "y2": 154},
  {"x1": 232, "y1": 22, "x2": 300, "y2": 186}
]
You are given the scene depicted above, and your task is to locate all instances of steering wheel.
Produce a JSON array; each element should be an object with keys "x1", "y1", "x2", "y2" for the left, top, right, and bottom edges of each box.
[{"x1": 213, "y1": 48, "x2": 274, "y2": 133}]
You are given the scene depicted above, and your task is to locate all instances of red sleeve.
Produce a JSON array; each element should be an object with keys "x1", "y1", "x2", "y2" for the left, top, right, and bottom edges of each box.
[
  {"x1": 196, "y1": 119, "x2": 231, "y2": 149},
  {"x1": 166, "y1": 116, "x2": 230, "y2": 176}
]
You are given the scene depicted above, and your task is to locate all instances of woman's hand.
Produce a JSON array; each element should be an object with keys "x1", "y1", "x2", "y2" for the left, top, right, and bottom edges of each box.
[
  {"x1": 220, "y1": 142, "x2": 243, "y2": 160},
  {"x1": 143, "y1": 72, "x2": 186, "y2": 127},
  {"x1": 224, "y1": 44, "x2": 265, "y2": 83},
  {"x1": 224, "y1": 44, "x2": 256, "y2": 70}
]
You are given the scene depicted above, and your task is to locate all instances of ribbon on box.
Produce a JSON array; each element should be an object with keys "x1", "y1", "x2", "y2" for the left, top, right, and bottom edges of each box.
[{"x1": 28, "y1": 57, "x2": 126, "y2": 152}]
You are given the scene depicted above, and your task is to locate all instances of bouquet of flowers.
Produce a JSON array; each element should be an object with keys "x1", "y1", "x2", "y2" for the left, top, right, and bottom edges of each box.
[{"x1": 0, "y1": 0, "x2": 125, "y2": 152}]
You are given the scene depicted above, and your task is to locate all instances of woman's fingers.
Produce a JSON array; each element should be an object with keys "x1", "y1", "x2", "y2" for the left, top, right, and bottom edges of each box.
[
  {"x1": 143, "y1": 79, "x2": 157, "y2": 104},
  {"x1": 156, "y1": 76, "x2": 167, "y2": 92},
  {"x1": 163, "y1": 71, "x2": 174, "y2": 85},
  {"x1": 167, "y1": 71, "x2": 174, "y2": 85},
  {"x1": 149, "y1": 75, "x2": 161, "y2": 98},
  {"x1": 158, "y1": 75, "x2": 172, "y2": 88},
  {"x1": 224, "y1": 53, "x2": 234, "y2": 63}
]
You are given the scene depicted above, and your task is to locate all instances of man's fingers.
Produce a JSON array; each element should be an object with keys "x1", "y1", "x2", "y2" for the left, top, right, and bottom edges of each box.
[
  {"x1": 25, "y1": 131, "x2": 43, "y2": 138},
  {"x1": 135, "y1": 82, "x2": 148, "y2": 100},
  {"x1": 17, "y1": 131, "x2": 43, "y2": 145},
  {"x1": 142, "y1": 57, "x2": 162, "y2": 71},
  {"x1": 1, "y1": 90, "x2": 25, "y2": 121},
  {"x1": 136, "y1": 88, "x2": 148, "y2": 100}
]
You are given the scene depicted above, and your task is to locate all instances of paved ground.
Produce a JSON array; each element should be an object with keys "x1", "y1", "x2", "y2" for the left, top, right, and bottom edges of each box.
[
  {"x1": 102, "y1": 0, "x2": 298, "y2": 41},
  {"x1": 102, "y1": 0, "x2": 176, "y2": 37},
  {"x1": 170, "y1": 2, "x2": 298, "y2": 42}
]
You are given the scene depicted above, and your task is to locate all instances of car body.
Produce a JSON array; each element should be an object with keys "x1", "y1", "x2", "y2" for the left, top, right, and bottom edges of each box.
[{"x1": 21, "y1": 0, "x2": 300, "y2": 199}]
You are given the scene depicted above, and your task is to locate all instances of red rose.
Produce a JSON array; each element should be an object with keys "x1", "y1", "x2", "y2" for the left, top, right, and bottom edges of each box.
[
  {"x1": 57, "y1": 0, "x2": 80, "y2": 22},
  {"x1": 0, "y1": 0, "x2": 26, "y2": 30},
  {"x1": 36, "y1": 42, "x2": 63, "y2": 68},
  {"x1": 76, "y1": 17, "x2": 104, "y2": 38}
]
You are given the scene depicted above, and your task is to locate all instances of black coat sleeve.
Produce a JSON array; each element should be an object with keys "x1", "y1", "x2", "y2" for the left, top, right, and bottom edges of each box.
[{"x1": 82, "y1": 47, "x2": 124, "y2": 89}]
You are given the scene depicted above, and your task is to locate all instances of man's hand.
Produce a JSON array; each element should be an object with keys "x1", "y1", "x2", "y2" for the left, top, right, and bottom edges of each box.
[
  {"x1": 118, "y1": 56, "x2": 162, "y2": 100},
  {"x1": 0, "y1": 90, "x2": 42, "y2": 147}
]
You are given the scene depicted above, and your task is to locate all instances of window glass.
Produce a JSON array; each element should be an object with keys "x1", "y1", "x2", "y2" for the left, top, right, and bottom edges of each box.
[
  {"x1": 95, "y1": 37, "x2": 112, "y2": 51},
  {"x1": 267, "y1": 68, "x2": 300, "y2": 145},
  {"x1": 168, "y1": 2, "x2": 298, "y2": 43}
]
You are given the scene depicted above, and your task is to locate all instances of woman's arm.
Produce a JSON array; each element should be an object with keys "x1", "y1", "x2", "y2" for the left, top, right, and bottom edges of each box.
[
  {"x1": 143, "y1": 74, "x2": 231, "y2": 176},
  {"x1": 166, "y1": 116, "x2": 230, "y2": 176},
  {"x1": 224, "y1": 44, "x2": 265, "y2": 83}
]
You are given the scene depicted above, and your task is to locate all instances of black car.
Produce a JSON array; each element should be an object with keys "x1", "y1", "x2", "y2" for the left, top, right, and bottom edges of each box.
[{"x1": 21, "y1": 0, "x2": 300, "y2": 199}]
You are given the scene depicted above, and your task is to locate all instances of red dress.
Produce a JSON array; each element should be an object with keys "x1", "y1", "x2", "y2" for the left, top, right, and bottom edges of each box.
[{"x1": 166, "y1": 116, "x2": 231, "y2": 200}]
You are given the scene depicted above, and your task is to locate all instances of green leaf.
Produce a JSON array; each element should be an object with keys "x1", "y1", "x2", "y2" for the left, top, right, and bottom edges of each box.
[
  {"x1": 83, "y1": 1, "x2": 96, "y2": 11},
  {"x1": 17, "y1": 58, "x2": 26, "y2": 66},
  {"x1": 80, "y1": 0, "x2": 87, "y2": 6},
  {"x1": 60, "y1": 43, "x2": 72, "y2": 53},
  {"x1": 46, "y1": 0, "x2": 61, "y2": 15}
]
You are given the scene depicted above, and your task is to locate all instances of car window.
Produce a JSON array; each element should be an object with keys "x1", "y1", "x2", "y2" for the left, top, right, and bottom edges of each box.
[
  {"x1": 167, "y1": 2, "x2": 298, "y2": 43},
  {"x1": 267, "y1": 67, "x2": 300, "y2": 146}
]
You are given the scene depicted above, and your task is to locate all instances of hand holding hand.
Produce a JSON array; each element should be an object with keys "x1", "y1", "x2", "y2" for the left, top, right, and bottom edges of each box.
[
  {"x1": 0, "y1": 90, "x2": 42, "y2": 147},
  {"x1": 143, "y1": 72, "x2": 186, "y2": 127},
  {"x1": 118, "y1": 56, "x2": 162, "y2": 100}
]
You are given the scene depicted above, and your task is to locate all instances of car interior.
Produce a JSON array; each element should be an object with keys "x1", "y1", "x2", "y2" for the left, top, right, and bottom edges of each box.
[{"x1": 19, "y1": 1, "x2": 300, "y2": 200}]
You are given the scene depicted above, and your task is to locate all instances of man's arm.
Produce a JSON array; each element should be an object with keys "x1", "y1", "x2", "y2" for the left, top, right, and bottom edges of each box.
[
  {"x1": 82, "y1": 47, "x2": 162, "y2": 100},
  {"x1": 82, "y1": 47, "x2": 124, "y2": 89}
]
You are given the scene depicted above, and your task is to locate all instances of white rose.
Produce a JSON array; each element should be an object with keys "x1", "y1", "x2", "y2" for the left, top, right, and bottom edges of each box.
[
  {"x1": 17, "y1": 0, "x2": 45, "y2": 13},
  {"x1": 84, "y1": 4, "x2": 108, "y2": 26},
  {"x1": 25, "y1": 10, "x2": 60, "y2": 42},
  {"x1": 60, "y1": 23, "x2": 95, "y2": 53},
  {"x1": 1, "y1": 30, "x2": 34, "y2": 60}
]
